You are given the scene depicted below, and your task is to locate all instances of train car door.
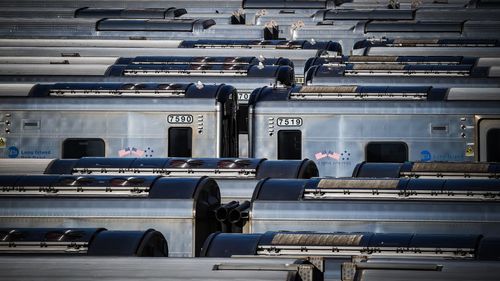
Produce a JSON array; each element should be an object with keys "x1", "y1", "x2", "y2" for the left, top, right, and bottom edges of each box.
[{"x1": 478, "y1": 116, "x2": 500, "y2": 162}]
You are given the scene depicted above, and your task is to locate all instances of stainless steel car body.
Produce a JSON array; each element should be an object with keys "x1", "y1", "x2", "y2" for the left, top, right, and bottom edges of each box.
[
  {"x1": 0, "y1": 83, "x2": 237, "y2": 159},
  {"x1": 249, "y1": 86, "x2": 500, "y2": 177}
]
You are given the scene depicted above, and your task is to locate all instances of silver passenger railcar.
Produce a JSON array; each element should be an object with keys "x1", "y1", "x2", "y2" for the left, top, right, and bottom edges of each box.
[
  {"x1": 352, "y1": 38, "x2": 500, "y2": 57},
  {"x1": 0, "y1": 83, "x2": 237, "y2": 159},
  {"x1": 305, "y1": 60, "x2": 500, "y2": 87},
  {"x1": 0, "y1": 175, "x2": 220, "y2": 257},
  {"x1": 0, "y1": 39, "x2": 340, "y2": 82},
  {"x1": 0, "y1": 18, "x2": 279, "y2": 40},
  {"x1": 304, "y1": 55, "x2": 500, "y2": 75},
  {"x1": 248, "y1": 178, "x2": 500, "y2": 235},
  {"x1": 0, "y1": 157, "x2": 319, "y2": 203},
  {"x1": 292, "y1": 20, "x2": 500, "y2": 52},
  {"x1": 248, "y1": 85, "x2": 500, "y2": 177},
  {"x1": 202, "y1": 230, "x2": 500, "y2": 281},
  {"x1": 0, "y1": 56, "x2": 294, "y2": 86},
  {"x1": 0, "y1": 7, "x2": 187, "y2": 19},
  {"x1": 202, "y1": 231, "x2": 496, "y2": 260},
  {"x1": 0, "y1": 57, "x2": 294, "y2": 157}
]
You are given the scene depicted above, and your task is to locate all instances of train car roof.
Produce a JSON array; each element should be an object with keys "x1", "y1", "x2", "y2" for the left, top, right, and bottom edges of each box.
[
  {"x1": 41, "y1": 157, "x2": 318, "y2": 179},
  {"x1": 179, "y1": 39, "x2": 341, "y2": 52},
  {"x1": 249, "y1": 85, "x2": 500, "y2": 103},
  {"x1": 352, "y1": 161, "x2": 500, "y2": 178},
  {"x1": 251, "y1": 177, "x2": 500, "y2": 201},
  {"x1": 0, "y1": 82, "x2": 236, "y2": 100}
]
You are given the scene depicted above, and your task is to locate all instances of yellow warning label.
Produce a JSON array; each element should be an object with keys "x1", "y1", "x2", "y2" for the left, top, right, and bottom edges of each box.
[
  {"x1": 465, "y1": 145, "x2": 474, "y2": 157},
  {"x1": 0, "y1": 137, "x2": 5, "y2": 148}
]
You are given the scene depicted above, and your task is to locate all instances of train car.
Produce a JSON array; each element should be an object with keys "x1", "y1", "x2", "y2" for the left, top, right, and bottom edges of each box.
[
  {"x1": 0, "y1": 82, "x2": 237, "y2": 159},
  {"x1": 0, "y1": 56, "x2": 294, "y2": 95},
  {"x1": 305, "y1": 63, "x2": 500, "y2": 87},
  {"x1": 202, "y1": 231, "x2": 500, "y2": 281},
  {"x1": 0, "y1": 0, "x2": 242, "y2": 12},
  {"x1": 304, "y1": 55, "x2": 500, "y2": 75},
  {"x1": 202, "y1": 231, "x2": 495, "y2": 260},
  {"x1": 0, "y1": 55, "x2": 294, "y2": 104},
  {"x1": 0, "y1": 256, "x2": 323, "y2": 281},
  {"x1": 0, "y1": 55, "x2": 292, "y2": 66},
  {"x1": 339, "y1": 258, "x2": 500, "y2": 281},
  {"x1": 352, "y1": 161, "x2": 500, "y2": 178},
  {"x1": 352, "y1": 38, "x2": 500, "y2": 57},
  {"x1": 332, "y1": 0, "x2": 476, "y2": 9},
  {"x1": 292, "y1": 20, "x2": 500, "y2": 52},
  {"x1": 248, "y1": 85, "x2": 500, "y2": 177},
  {"x1": 0, "y1": 39, "x2": 338, "y2": 84},
  {"x1": 0, "y1": 7, "x2": 187, "y2": 19},
  {"x1": 0, "y1": 175, "x2": 220, "y2": 257},
  {"x1": 0, "y1": 157, "x2": 319, "y2": 203},
  {"x1": 0, "y1": 18, "x2": 279, "y2": 40},
  {"x1": 248, "y1": 178, "x2": 500, "y2": 235},
  {"x1": 0, "y1": 228, "x2": 168, "y2": 256},
  {"x1": 0, "y1": 57, "x2": 294, "y2": 86},
  {"x1": 314, "y1": 8, "x2": 500, "y2": 22},
  {"x1": 0, "y1": 7, "x2": 247, "y2": 27},
  {"x1": 0, "y1": 57, "x2": 293, "y2": 157},
  {"x1": 254, "y1": 7, "x2": 500, "y2": 33}
]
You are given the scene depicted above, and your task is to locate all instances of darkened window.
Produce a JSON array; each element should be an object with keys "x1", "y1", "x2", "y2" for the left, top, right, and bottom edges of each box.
[
  {"x1": 237, "y1": 105, "x2": 249, "y2": 134},
  {"x1": 169, "y1": 127, "x2": 192, "y2": 157},
  {"x1": 278, "y1": 130, "x2": 302, "y2": 160},
  {"x1": 366, "y1": 142, "x2": 408, "y2": 163},
  {"x1": 487, "y1": 129, "x2": 500, "y2": 161},
  {"x1": 62, "y1": 138, "x2": 105, "y2": 159}
]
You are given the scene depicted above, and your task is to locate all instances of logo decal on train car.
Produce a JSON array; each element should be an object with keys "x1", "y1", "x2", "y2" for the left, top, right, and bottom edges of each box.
[
  {"x1": 0, "y1": 137, "x2": 5, "y2": 148},
  {"x1": 7, "y1": 146, "x2": 19, "y2": 158},
  {"x1": 420, "y1": 150, "x2": 432, "y2": 161},
  {"x1": 167, "y1": 114, "x2": 194, "y2": 124},
  {"x1": 277, "y1": 117, "x2": 303, "y2": 127}
]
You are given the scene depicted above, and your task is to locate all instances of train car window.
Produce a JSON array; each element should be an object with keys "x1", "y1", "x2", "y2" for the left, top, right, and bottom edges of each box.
[
  {"x1": 366, "y1": 142, "x2": 408, "y2": 163},
  {"x1": 278, "y1": 130, "x2": 302, "y2": 160},
  {"x1": 237, "y1": 105, "x2": 249, "y2": 134},
  {"x1": 62, "y1": 138, "x2": 105, "y2": 159},
  {"x1": 487, "y1": 129, "x2": 500, "y2": 161},
  {"x1": 168, "y1": 127, "x2": 192, "y2": 157}
]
